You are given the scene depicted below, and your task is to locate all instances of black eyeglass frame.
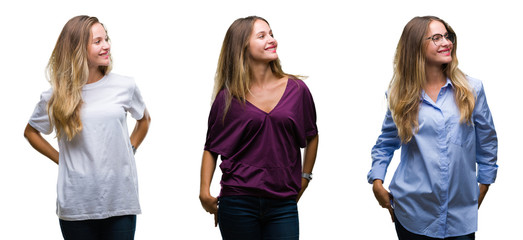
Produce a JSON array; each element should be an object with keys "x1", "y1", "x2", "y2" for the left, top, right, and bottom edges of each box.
[{"x1": 426, "y1": 33, "x2": 455, "y2": 46}]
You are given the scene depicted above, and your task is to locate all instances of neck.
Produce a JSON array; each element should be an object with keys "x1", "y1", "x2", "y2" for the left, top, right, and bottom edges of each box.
[
  {"x1": 425, "y1": 64, "x2": 446, "y2": 86},
  {"x1": 249, "y1": 60, "x2": 276, "y2": 86},
  {"x1": 87, "y1": 67, "x2": 104, "y2": 84}
]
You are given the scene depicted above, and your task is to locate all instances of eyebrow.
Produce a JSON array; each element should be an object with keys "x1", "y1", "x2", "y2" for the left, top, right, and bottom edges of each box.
[
  {"x1": 92, "y1": 35, "x2": 107, "y2": 39},
  {"x1": 256, "y1": 29, "x2": 272, "y2": 34},
  {"x1": 431, "y1": 30, "x2": 448, "y2": 35}
]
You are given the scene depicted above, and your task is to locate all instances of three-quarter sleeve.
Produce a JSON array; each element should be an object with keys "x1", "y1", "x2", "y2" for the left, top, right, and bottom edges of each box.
[
  {"x1": 472, "y1": 82, "x2": 498, "y2": 184},
  {"x1": 367, "y1": 108, "x2": 402, "y2": 183}
]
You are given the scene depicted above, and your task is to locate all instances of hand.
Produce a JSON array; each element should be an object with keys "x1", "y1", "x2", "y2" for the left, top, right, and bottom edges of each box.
[
  {"x1": 296, "y1": 178, "x2": 309, "y2": 202},
  {"x1": 478, "y1": 184, "x2": 490, "y2": 209},
  {"x1": 372, "y1": 180, "x2": 394, "y2": 222},
  {"x1": 199, "y1": 194, "x2": 218, "y2": 227}
]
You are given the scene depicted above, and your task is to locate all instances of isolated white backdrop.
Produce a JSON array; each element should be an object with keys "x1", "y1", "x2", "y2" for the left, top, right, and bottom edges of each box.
[{"x1": 1, "y1": 0, "x2": 520, "y2": 239}]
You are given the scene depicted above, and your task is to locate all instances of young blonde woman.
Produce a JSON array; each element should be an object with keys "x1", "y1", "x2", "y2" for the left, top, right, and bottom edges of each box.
[
  {"x1": 199, "y1": 16, "x2": 319, "y2": 240},
  {"x1": 24, "y1": 15, "x2": 150, "y2": 240},
  {"x1": 367, "y1": 16, "x2": 497, "y2": 240}
]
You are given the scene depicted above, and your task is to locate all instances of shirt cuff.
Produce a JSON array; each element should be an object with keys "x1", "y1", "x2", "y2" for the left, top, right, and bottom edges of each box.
[
  {"x1": 367, "y1": 167, "x2": 387, "y2": 184},
  {"x1": 477, "y1": 165, "x2": 498, "y2": 184}
]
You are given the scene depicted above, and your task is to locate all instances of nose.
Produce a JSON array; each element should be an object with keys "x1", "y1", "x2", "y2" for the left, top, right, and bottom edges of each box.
[
  {"x1": 102, "y1": 40, "x2": 111, "y2": 50},
  {"x1": 439, "y1": 37, "x2": 452, "y2": 47},
  {"x1": 268, "y1": 35, "x2": 276, "y2": 44}
]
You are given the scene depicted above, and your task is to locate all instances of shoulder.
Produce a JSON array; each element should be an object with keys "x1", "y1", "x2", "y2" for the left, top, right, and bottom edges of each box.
[
  {"x1": 39, "y1": 88, "x2": 53, "y2": 102},
  {"x1": 104, "y1": 73, "x2": 139, "y2": 93},
  {"x1": 465, "y1": 75, "x2": 484, "y2": 94},
  {"x1": 107, "y1": 72, "x2": 133, "y2": 81},
  {"x1": 215, "y1": 88, "x2": 228, "y2": 100},
  {"x1": 212, "y1": 88, "x2": 229, "y2": 106},
  {"x1": 286, "y1": 77, "x2": 317, "y2": 108},
  {"x1": 288, "y1": 77, "x2": 308, "y2": 87},
  {"x1": 106, "y1": 72, "x2": 136, "y2": 86},
  {"x1": 287, "y1": 77, "x2": 312, "y2": 94}
]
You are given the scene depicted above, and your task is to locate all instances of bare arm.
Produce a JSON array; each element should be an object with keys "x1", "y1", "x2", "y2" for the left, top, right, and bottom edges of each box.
[
  {"x1": 24, "y1": 124, "x2": 59, "y2": 164},
  {"x1": 478, "y1": 183, "x2": 490, "y2": 209},
  {"x1": 296, "y1": 134, "x2": 319, "y2": 202},
  {"x1": 130, "y1": 108, "x2": 151, "y2": 150},
  {"x1": 199, "y1": 150, "x2": 219, "y2": 226}
]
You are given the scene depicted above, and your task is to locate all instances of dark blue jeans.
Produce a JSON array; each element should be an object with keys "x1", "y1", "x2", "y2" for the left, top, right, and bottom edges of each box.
[
  {"x1": 59, "y1": 215, "x2": 136, "y2": 240},
  {"x1": 218, "y1": 196, "x2": 299, "y2": 240},
  {"x1": 395, "y1": 216, "x2": 475, "y2": 240}
]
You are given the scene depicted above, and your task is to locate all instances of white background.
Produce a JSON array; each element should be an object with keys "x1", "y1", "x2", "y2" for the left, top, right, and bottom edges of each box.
[{"x1": 1, "y1": 0, "x2": 521, "y2": 239}]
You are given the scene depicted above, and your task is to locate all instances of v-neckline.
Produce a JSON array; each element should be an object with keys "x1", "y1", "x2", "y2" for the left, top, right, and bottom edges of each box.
[{"x1": 246, "y1": 78, "x2": 290, "y2": 115}]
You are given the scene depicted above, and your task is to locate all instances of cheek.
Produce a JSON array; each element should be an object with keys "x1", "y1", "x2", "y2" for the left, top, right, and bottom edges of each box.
[
  {"x1": 91, "y1": 46, "x2": 103, "y2": 58},
  {"x1": 86, "y1": 47, "x2": 98, "y2": 64},
  {"x1": 88, "y1": 46, "x2": 96, "y2": 56}
]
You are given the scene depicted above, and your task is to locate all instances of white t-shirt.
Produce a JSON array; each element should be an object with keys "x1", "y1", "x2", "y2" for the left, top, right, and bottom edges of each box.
[{"x1": 29, "y1": 73, "x2": 146, "y2": 221}]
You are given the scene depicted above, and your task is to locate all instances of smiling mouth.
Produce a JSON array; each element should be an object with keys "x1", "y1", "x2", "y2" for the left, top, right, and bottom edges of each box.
[
  {"x1": 100, "y1": 52, "x2": 110, "y2": 58},
  {"x1": 438, "y1": 49, "x2": 451, "y2": 54},
  {"x1": 265, "y1": 46, "x2": 277, "y2": 52}
]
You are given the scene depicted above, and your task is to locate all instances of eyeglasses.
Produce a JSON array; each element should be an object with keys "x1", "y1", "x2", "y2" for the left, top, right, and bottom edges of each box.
[{"x1": 426, "y1": 33, "x2": 455, "y2": 46}]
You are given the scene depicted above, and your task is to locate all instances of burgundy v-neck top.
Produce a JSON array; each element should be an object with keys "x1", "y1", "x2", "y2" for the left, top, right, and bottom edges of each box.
[{"x1": 204, "y1": 78, "x2": 318, "y2": 199}]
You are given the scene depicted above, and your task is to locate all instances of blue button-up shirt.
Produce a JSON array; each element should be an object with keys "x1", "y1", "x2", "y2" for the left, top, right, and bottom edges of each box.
[{"x1": 367, "y1": 77, "x2": 498, "y2": 238}]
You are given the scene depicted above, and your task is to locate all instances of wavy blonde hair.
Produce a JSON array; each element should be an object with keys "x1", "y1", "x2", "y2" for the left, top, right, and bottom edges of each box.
[
  {"x1": 47, "y1": 15, "x2": 112, "y2": 140},
  {"x1": 388, "y1": 16, "x2": 475, "y2": 143},
  {"x1": 213, "y1": 16, "x2": 292, "y2": 118}
]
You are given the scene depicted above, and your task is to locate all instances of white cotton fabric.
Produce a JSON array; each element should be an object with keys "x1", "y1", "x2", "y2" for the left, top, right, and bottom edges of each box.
[{"x1": 29, "y1": 73, "x2": 145, "y2": 220}]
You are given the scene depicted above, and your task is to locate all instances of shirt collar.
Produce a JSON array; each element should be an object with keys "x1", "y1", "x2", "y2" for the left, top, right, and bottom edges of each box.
[
  {"x1": 420, "y1": 78, "x2": 454, "y2": 102},
  {"x1": 443, "y1": 77, "x2": 454, "y2": 89}
]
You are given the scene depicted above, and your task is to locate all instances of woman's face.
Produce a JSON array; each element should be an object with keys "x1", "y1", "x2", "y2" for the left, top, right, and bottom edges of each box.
[
  {"x1": 87, "y1": 23, "x2": 111, "y2": 69},
  {"x1": 424, "y1": 20, "x2": 453, "y2": 67},
  {"x1": 248, "y1": 19, "x2": 278, "y2": 64}
]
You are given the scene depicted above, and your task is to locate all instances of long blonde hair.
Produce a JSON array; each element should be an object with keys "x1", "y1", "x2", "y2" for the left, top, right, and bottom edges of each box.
[
  {"x1": 213, "y1": 16, "x2": 288, "y2": 118},
  {"x1": 388, "y1": 16, "x2": 474, "y2": 143},
  {"x1": 47, "y1": 15, "x2": 112, "y2": 140}
]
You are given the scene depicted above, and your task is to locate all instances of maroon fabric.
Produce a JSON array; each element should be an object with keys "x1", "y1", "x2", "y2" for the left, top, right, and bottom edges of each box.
[{"x1": 205, "y1": 78, "x2": 318, "y2": 199}]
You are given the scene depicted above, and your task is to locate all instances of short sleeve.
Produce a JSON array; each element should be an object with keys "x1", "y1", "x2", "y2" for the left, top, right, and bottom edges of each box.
[
  {"x1": 28, "y1": 89, "x2": 53, "y2": 135},
  {"x1": 204, "y1": 90, "x2": 229, "y2": 155},
  {"x1": 300, "y1": 81, "x2": 318, "y2": 138},
  {"x1": 204, "y1": 90, "x2": 255, "y2": 157},
  {"x1": 127, "y1": 81, "x2": 146, "y2": 120}
]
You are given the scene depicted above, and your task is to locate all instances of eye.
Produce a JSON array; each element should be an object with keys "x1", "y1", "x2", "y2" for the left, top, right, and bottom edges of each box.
[{"x1": 432, "y1": 34, "x2": 442, "y2": 41}]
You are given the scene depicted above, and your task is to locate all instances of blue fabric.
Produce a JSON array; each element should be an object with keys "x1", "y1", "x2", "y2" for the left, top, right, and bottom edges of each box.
[
  {"x1": 395, "y1": 213, "x2": 475, "y2": 239},
  {"x1": 368, "y1": 77, "x2": 497, "y2": 238},
  {"x1": 218, "y1": 196, "x2": 299, "y2": 240},
  {"x1": 59, "y1": 215, "x2": 136, "y2": 240}
]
